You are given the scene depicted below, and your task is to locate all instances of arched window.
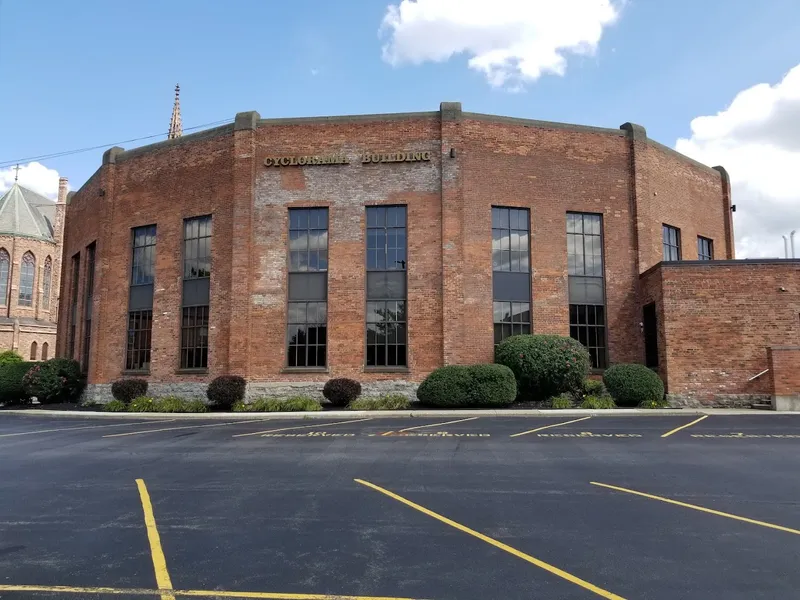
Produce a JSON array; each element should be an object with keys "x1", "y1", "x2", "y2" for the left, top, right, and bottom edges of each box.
[
  {"x1": 42, "y1": 256, "x2": 52, "y2": 310},
  {"x1": 0, "y1": 249, "x2": 9, "y2": 306},
  {"x1": 18, "y1": 252, "x2": 35, "y2": 307},
  {"x1": 41, "y1": 342, "x2": 49, "y2": 360},
  {"x1": 30, "y1": 341, "x2": 37, "y2": 360}
]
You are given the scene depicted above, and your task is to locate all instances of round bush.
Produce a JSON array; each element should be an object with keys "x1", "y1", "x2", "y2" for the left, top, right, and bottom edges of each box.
[
  {"x1": 0, "y1": 361, "x2": 36, "y2": 405},
  {"x1": 206, "y1": 375, "x2": 246, "y2": 409},
  {"x1": 416, "y1": 364, "x2": 516, "y2": 408},
  {"x1": 494, "y1": 335, "x2": 591, "y2": 402},
  {"x1": 323, "y1": 378, "x2": 362, "y2": 407},
  {"x1": 22, "y1": 358, "x2": 85, "y2": 404},
  {"x1": 603, "y1": 364, "x2": 665, "y2": 408},
  {"x1": 0, "y1": 350, "x2": 23, "y2": 366},
  {"x1": 111, "y1": 378, "x2": 148, "y2": 404}
]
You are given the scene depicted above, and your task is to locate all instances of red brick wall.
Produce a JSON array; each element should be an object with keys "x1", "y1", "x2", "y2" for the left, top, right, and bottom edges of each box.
[
  {"x1": 768, "y1": 346, "x2": 800, "y2": 397},
  {"x1": 644, "y1": 261, "x2": 800, "y2": 404},
  {"x1": 460, "y1": 117, "x2": 639, "y2": 364},
  {"x1": 637, "y1": 143, "x2": 732, "y2": 272},
  {"x1": 250, "y1": 116, "x2": 442, "y2": 383}
]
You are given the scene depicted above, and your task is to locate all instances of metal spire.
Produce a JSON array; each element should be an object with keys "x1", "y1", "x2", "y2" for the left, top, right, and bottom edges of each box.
[
  {"x1": 168, "y1": 84, "x2": 183, "y2": 140},
  {"x1": 13, "y1": 164, "x2": 20, "y2": 182}
]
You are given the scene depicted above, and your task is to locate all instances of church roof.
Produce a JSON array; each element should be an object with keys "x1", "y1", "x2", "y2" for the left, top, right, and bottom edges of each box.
[{"x1": 0, "y1": 183, "x2": 55, "y2": 242}]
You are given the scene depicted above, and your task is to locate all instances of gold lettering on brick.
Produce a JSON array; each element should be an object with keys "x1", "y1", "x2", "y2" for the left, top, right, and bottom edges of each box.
[{"x1": 265, "y1": 151, "x2": 431, "y2": 168}]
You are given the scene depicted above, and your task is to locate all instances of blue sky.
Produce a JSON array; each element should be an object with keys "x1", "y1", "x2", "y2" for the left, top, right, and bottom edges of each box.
[{"x1": 1, "y1": 0, "x2": 799, "y2": 256}]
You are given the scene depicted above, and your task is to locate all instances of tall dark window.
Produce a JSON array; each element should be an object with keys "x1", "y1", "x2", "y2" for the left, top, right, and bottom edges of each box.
[
  {"x1": 697, "y1": 236, "x2": 713, "y2": 261},
  {"x1": 663, "y1": 225, "x2": 681, "y2": 261},
  {"x1": 180, "y1": 216, "x2": 211, "y2": 370},
  {"x1": 18, "y1": 252, "x2": 35, "y2": 307},
  {"x1": 492, "y1": 207, "x2": 531, "y2": 343},
  {"x1": 567, "y1": 213, "x2": 607, "y2": 369},
  {"x1": 126, "y1": 226, "x2": 156, "y2": 372},
  {"x1": 82, "y1": 243, "x2": 96, "y2": 372},
  {"x1": 42, "y1": 256, "x2": 52, "y2": 310},
  {"x1": 68, "y1": 253, "x2": 80, "y2": 359},
  {"x1": 0, "y1": 248, "x2": 8, "y2": 306},
  {"x1": 287, "y1": 208, "x2": 328, "y2": 368},
  {"x1": 366, "y1": 206, "x2": 407, "y2": 367}
]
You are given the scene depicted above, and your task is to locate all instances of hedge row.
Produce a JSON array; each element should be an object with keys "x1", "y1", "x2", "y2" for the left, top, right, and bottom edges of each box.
[{"x1": 0, "y1": 359, "x2": 84, "y2": 406}]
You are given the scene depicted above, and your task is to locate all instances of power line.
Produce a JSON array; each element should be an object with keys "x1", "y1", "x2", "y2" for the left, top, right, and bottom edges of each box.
[{"x1": 0, "y1": 118, "x2": 234, "y2": 169}]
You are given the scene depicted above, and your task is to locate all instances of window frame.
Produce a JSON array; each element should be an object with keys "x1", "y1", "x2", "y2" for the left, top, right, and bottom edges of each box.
[
  {"x1": 179, "y1": 215, "x2": 212, "y2": 371},
  {"x1": 68, "y1": 253, "x2": 80, "y2": 360},
  {"x1": 18, "y1": 252, "x2": 36, "y2": 307},
  {"x1": 42, "y1": 256, "x2": 52, "y2": 310},
  {"x1": 492, "y1": 206, "x2": 532, "y2": 344},
  {"x1": 82, "y1": 243, "x2": 96, "y2": 373},
  {"x1": 286, "y1": 207, "x2": 329, "y2": 370},
  {"x1": 662, "y1": 224, "x2": 682, "y2": 261},
  {"x1": 124, "y1": 225, "x2": 156, "y2": 373},
  {"x1": 0, "y1": 248, "x2": 8, "y2": 307},
  {"x1": 697, "y1": 236, "x2": 714, "y2": 261},
  {"x1": 566, "y1": 211, "x2": 609, "y2": 370},
  {"x1": 365, "y1": 205, "x2": 409, "y2": 370}
]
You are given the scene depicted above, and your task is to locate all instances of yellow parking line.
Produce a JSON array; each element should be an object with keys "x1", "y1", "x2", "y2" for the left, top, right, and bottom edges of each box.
[
  {"x1": 355, "y1": 479, "x2": 625, "y2": 600},
  {"x1": 0, "y1": 585, "x2": 424, "y2": 599},
  {"x1": 661, "y1": 415, "x2": 708, "y2": 438},
  {"x1": 591, "y1": 481, "x2": 800, "y2": 536},
  {"x1": 232, "y1": 418, "x2": 372, "y2": 438},
  {"x1": 104, "y1": 419, "x2": 265, "y2": 438},
  {"x1": 398, "y1": 417, "x2": 479, "y2": 432},
  {"x1": 510, "y1": 416, "x2": 591, "y2": 438},
  {"x1": 136, "y1": 479, "x2": 174, "y2": 600},
  {"x1": 0, "y1": 419, "x2": 176, "y2": 438}
]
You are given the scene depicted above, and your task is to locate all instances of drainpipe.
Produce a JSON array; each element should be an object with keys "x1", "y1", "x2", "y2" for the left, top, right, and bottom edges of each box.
[
  {"x1": 784, "y1": 236, "x2": 789, "y2": 259},
  {"x1": 792, "y1": 230, "x2": 797, "y2": 259}
]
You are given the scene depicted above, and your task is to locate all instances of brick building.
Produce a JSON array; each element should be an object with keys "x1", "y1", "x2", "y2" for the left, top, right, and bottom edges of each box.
[
  {"x1": 58, "y1": 102, "x2": 800, "y2": 406},
  {"x1": 0, "y1": 177, "x2": 66, "y2": 360}
]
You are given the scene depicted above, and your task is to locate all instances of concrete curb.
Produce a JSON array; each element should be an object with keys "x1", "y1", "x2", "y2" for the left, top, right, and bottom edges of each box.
[{"x1": 0, "y1": 408, "x2": 786, "y2": 420}]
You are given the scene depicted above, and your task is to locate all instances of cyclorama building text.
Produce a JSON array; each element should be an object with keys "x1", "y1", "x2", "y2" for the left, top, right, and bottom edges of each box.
[{"x1": 58, "y1": 103, "x2": 800, "y2": 407}]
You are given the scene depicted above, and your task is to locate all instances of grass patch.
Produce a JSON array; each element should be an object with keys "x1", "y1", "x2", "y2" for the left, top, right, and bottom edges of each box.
[
  {"x1": 347, "y1": 394, "x2": 411, "y2": 411},
  {"x1": 233, "y1": 396, "x2": 322, "y2": 412},
  {"x1": 103, "y1": 399, "x2": 127, "y2": 412}
]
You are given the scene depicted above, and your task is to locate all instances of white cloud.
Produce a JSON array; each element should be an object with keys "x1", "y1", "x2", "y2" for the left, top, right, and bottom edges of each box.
[
  {"x1": 0, "y1": 162, "x2": 62, "y2": 200},
  {"x1": 676, "y1": 64, "x2": 800, "y2": 258},
  {"x1": 380, "y1": 0, "x2": 620, "y2": 88}
]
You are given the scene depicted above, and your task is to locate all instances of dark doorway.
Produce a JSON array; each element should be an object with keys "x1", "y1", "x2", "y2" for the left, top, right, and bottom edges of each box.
[{"x1": 643, "y1": 303, "x2": 659, "y2": 368}]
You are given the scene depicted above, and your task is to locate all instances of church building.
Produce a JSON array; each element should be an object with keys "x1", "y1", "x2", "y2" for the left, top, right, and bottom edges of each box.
[
  {"x1": 0, "y1": 171, "x2": 66, "y2": 360},
  {"x1": 57, "y1": 92, "x2": 800, "y2": 408}
]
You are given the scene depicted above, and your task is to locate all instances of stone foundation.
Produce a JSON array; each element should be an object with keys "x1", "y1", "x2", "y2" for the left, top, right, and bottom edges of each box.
[
  {"x1": 83, "y1": 380, "x2": 419, "y2": 404},
  {"x1": 667, "y1": 393, "x2": 770, "y2": 409}
]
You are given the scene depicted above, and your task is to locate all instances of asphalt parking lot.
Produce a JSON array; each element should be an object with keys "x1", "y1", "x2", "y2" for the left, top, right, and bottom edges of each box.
[{"x1": 2, "y1": 412, "x2": 800, "y2": 599}]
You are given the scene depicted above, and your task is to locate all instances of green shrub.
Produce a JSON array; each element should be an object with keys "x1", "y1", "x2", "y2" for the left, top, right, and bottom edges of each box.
[
  {"x1": 0, "y1": 350, "x2": 23, "y2": 365},
  {"x1": 103, "y1": 400, "x2": 127, "y2": 412},
  {"x1": 128, "y1": 396, "x2": 157, "y2": 412},
  {"x1": 238, "y1": 396, "x2": 322, "y2": 412},
  {"x1": 580, "y1": 395, "x2": 617, "y2": 409},
  {"x1": 206, "y1": 375, "x2": 246, "y2": 410},
  {"x1": 348, "y1": 394, "x2": 411, "y2": 411},
  {"x1": 549, "y1": 393, "x2": 574, "y2": 409},
  {"x1": 185, "y1": 399, "x2": 209, "y2": 413},
  {"x1": 0, "y1": 361, "x2": 36, "y2": 405},
  {"x1": 494, "y1": 335, "x2": 591, "y2": 402},
  {"x1": 323, "y1": 378, "x2": 361, "y2": 407},
  {"x1": 111, "y1": 378, "x2": 148, "y2": 404},
  {"x1": 232, "y1": 400, "x2": 249, "y2": 412},
  {"x1": 638, "y1": 398, "x2": 670, "y2": 409},
  {"x1": 154, "y1": 396, "x2": 189, "y2": 412},
  {"x1": 603, "y1": 364, "x2": 665, "y2": 408},
  {"x1": 22, "y1": 358, "x2": 85, "y2": 404},
  {"x1": 417, "y1": 364, "x2": 516, "y2": 408},
  {"x1": 583, "y1": 378, "x2": 606, "y2": 397}
]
